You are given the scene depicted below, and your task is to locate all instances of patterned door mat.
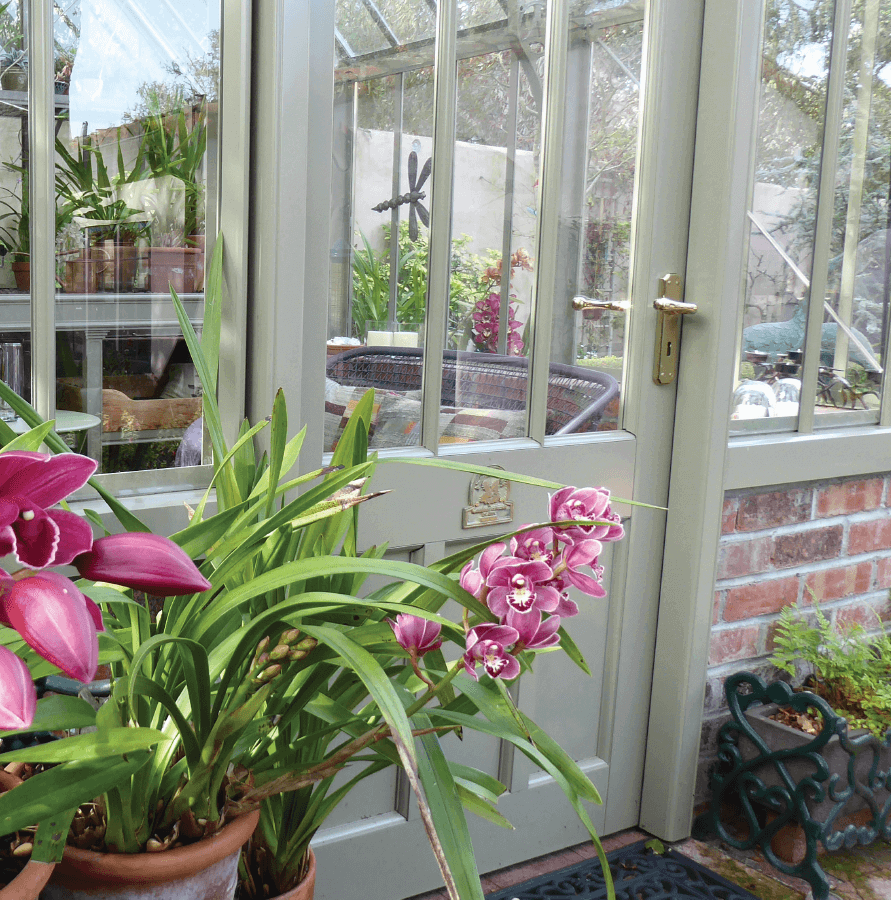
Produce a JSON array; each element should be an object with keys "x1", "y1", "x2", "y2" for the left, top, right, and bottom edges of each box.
[{"x1": 484, "y1": 840, "x2": 762, "y2": 900}]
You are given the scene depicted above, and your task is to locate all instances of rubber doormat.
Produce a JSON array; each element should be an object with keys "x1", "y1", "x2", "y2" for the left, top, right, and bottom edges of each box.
[{"x1": 484, "y1": 840, "x2": 761, "y2": 900}]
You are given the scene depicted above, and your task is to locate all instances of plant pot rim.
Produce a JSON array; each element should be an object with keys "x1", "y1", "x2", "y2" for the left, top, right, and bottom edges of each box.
[
  {"x1": 52, "y1": 809, "x2": 260, "y2": 888},
  {"x1": 269, "y1": 848, "x2": 316, "y2": 900}
]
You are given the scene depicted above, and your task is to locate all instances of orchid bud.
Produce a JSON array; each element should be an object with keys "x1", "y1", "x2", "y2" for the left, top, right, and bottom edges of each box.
[
  {"x1": 0, "y1": 646, "x2": 36, "y2": 730},
  {"x1": 281, "y1": 629, "x2": 301, "y2": 644},
  {"x1": 74, "y1": 533, "x2": 212, "y2": 596},
  {"x1": 269, "y1": 644, "x2": 290, "y2": 661},
  {"x1": 387, "y1": 614, "x2": 442, "y2": 657},
  {"x1": 1, "y1": 572, "x2": 98, "y2": 683}
]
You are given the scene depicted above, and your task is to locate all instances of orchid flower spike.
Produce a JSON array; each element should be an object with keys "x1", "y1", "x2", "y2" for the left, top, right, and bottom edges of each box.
[{"x1": 463, "y1": 623, "x2": 520, "y2": 681}]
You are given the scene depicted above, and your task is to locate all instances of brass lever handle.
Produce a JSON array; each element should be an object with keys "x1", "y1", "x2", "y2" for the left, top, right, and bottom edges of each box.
[
  {"x1": 653, "y1": 297, "x2": 697, "y2": 316},
  {"x1": 572, "y1": 295, "x2": 630, "y2": 313}
]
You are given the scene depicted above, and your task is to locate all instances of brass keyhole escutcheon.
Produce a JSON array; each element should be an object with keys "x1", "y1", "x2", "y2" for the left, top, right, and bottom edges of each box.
[{"x1": 653, "y1": 274, "x2": 696, "y2": 385}]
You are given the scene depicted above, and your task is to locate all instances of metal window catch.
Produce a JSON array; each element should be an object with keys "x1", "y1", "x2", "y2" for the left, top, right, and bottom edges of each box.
[{"x1": 653, "y1": 274, "x2": 696, "y2": 385}]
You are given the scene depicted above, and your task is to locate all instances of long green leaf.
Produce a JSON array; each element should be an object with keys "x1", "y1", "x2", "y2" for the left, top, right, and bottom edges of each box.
[
  {"x1": 0, "y1": 694, "x2": 97, "y2": 737},
  {"x1": 31, "y1": 808, "x2": 78, "y2": 864},
  {"x1": 0, "y1": 751, "x2": 152, "y2": 834},
  {"x1": 0, "y1": 727, "x2": 166, "y2": 764}
]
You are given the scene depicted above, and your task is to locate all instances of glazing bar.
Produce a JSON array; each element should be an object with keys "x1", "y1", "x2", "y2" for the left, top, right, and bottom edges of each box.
[
  {"x1": 797, "y1": 0, "x2": 851, "y2": 434},
  {"x1": 389, "y1": 74, "x2": 405, "y2": 329},
  {"x1": 29, "y1": 0, "x2": 56, "y2": 421},
  {"x1": 497, "y1": 54, "x2": 520, "y2": 356},
  {"x1": 420, "y1": 0, "x2": 457, "y2": 450},
  {"x1": 527, "y1": 0, "x2": 569, "y2": 444}
]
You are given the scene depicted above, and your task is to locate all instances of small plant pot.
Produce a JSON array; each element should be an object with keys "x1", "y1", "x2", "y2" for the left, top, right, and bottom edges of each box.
[
  {"x1": 62, "y1": 251, "x2": 109, "y2": 294},
  {"x1": 43, "y1": 809, "x2": 260, "y2": 900},
  {"x1": 10, "y1": 261, "x2": 28, "y2": 291},
  {"x1": 150, "y1": 247, "x2": 204, "y2": 294},
  {"x1": 268, "y1": 849, "x2": 316, "y2": 900},
  {"x1": 1, "y1": 64, "x2": 27, "y2": 93}
]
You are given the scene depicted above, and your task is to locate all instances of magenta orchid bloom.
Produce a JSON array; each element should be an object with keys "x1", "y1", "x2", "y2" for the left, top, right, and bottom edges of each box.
[
  {"x1": 74, "y1": 532, "x2": 212, "y2": 596},
  {"x1": 549, "y1": 486, "x2": 624, "y2": 545},
  {"x1": 510, "y1": 527, "x2": 556, "y2": 565},
  {"x1": 0, "y1": 451, "x2": 96, "y2": 568},
  {"x1": 556, "y1": 540, "x2": 606, "y2": 598},
  {"x1": 485, "y1": 558, "x2": 559, "y2": 617},
  {"x1": 463, "y1": 623, "x2": 520, "y2": 681},
  {"x1": 471, "y1": 293, "x2": 524, "y2": 355},
  {"x1": 507, "y1": 609, "x2": 561, "y2": 652},
  {"x1": 1, "y1": 572, "x2": 98, "y2": 683},
  {"x1": 459, "y1": 542, "x2": 505, "y2": 600},
  {"x1": 0, "y1": 645, "x2": 36, "y2": 730},
  {"x1": 388, "y1": 614, "x2": 443, "y2": 657}
]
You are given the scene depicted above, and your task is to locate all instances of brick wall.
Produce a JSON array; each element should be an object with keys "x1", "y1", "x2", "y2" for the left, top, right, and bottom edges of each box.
[{"x1": 696, "y1": 473, "x2": 891, "y2": 804}]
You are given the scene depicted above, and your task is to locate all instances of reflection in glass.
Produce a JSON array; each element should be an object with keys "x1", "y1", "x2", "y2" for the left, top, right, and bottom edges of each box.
[
  {"x1": 551, "y1": 20, "x2": 643, "y2": 435},
  {"x1": 819, "y1": 0, "x2": 887, "y2": 426},
  {"x1": 732, "y1": 0, "x2": 834, "y2": 432},
  {"x1": 0, "y1": 1, "x2": 31, "y2": 416},
  {"x1": 52, "y1": 1, "x2": 218, "y2": 471}
]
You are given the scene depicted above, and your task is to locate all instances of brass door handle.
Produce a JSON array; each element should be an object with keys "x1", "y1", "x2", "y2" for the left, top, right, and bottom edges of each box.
[
  {"x1": 572, "y1": 295, "x2": 630, "y2": 313},
  {"x1": 653, "y1": 274, "x2": 695, "y2": 385}
]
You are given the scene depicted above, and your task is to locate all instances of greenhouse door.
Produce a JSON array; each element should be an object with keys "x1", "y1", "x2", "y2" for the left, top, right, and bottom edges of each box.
[{"x1": 283, "y1": 0, "x2": 704, "y2": 897}]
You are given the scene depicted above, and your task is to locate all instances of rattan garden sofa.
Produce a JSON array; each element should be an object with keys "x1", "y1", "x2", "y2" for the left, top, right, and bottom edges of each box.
[{"x1": 325, "y1": 347, "x2": 619, "y2": 438}]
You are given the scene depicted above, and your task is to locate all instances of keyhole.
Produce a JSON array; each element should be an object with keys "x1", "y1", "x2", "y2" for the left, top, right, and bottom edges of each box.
[{"x1": 666, "y1": 341, "x2": 672, "y2": 357}]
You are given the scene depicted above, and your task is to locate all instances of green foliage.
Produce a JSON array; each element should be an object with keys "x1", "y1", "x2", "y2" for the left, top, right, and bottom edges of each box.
[
  {"x1": 351, "y1": 223, "x2": 488, "y2": 348},
  {"x1": 771, "y1": 598, "x2": 891, "y2": 737}
]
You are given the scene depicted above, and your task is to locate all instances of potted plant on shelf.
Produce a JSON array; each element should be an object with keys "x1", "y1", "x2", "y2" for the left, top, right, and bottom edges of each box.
[
  {"x1": 0, "y1": 168, "x2": 32, "y2": 290},
  {"x1": 700, "y1": 599, "x2": 891, "y2": 900},
  {"x1": 0, "y1": 242, "x2": 624, "y2": 900}
]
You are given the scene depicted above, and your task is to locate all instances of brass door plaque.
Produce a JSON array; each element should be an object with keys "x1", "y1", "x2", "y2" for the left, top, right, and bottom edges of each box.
[{"x1": 462, "y1": 470, "x2": 514, "y2": 529}]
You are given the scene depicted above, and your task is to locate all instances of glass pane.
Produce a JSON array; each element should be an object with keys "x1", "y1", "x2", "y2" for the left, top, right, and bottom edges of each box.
[
  {"x1": 549, "y1": 18, "x2": 642, "y2": 435},
  {"x1": 445, "y1": 37, "x2": 541, "y2": 445},
  {"x1": 54, "y1": 0, "x2": 218, "y2": 472},
  {"x1": 0, "y1": 1, "x2": 31, "y2": 422},
  {"x1": 817, "y1": 0, "x2": 887, "y2": 427},
  {"x1": 730, "y1": 0, "x2": 834, "y2": 434},
  {"x1": 327, "y1": 26, "x2": 434, "y2": 452}
]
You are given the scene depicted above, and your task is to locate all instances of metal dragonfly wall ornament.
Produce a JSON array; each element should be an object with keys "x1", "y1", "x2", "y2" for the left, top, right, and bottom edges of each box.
[{"x1": 372, "y1": 150, "x2": 431, "y2": 241}]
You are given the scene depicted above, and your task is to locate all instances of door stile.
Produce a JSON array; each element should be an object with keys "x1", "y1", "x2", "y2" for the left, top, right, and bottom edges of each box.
[
  {"x1": 599, "y1": 0, "x2": 705, "y2": 834},
  {"x1": 639, "y1": 0, "x2": 763, "y2": 840}
]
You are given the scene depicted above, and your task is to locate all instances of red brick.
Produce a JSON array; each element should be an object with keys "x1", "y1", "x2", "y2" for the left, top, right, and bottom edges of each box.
[
  {"x1": 816, "y1": 478, "x2": 884, "y2": 517},
  {"x1": 708, "y1": 625, "x2": 761, "y2": 666},
  {"x1": 717, "y1": 537, "x2": 773, "y2": 580},
  {"x1": 736, "y1": 489, "x2": 812, "y2": 532},
  {"x1": 771, "y1": 526, "x2": 842, "y2": 568},
  {"x1": 713, "y1": 591, "x2": 722, "y2": 624},
  {"x1": 721, "y1": 498, "x2": 738, "y2": 535},
  {"x1": 876, "y1": 557, "x2": 891, "y2": 589},
  {"x1": 849, "y1": 518, "x2": 891, "y2": 555},
  {"x1": 724, "y1": 576, "x2": 800, "y2": 622},
  {"x1": 803, "y1": 562, "x2": 872, "y2": 602},
  {"x1": 835, "y1": 598, "x2": 891, "y2": 631}
]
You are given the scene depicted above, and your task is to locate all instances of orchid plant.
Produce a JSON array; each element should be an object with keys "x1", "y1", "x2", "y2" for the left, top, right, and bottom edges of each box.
[{"x1": 0, "y1": 240, "x2": 627, "y2": 900}]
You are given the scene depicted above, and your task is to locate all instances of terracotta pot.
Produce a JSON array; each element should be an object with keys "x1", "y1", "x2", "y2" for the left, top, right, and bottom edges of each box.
[
  {"x1": 0, "y1": 771, "x2": 56, "y2": 900},
  {"x1": 43, "y1": 809, "x2": 260, "y2": 900},
  {"x1": 62, "y1": 251, "x2": 109, "y2": 295},
  {"x1": 271, "y1": 849, "x2": 316, "y2": 900},
  {"x1": 98, "y1": 242, "x2": 141, "y2": 292},
  {"x1": 149, "y1": 247, "x2": 204, "y2": 294},
  {"x1": 10, "y1": 262, "x2": 28, "y2": 292}
]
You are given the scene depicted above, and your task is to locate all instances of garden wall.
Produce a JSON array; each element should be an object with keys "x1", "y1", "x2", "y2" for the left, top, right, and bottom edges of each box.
[{"x1": 696, "y1": 472, "x2": 891, "y2": 804}]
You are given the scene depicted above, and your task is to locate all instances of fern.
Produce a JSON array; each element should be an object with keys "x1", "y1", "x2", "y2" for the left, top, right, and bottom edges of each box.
[{"x1": 770, "y1": 596, "x2": 891, "y2": 737}]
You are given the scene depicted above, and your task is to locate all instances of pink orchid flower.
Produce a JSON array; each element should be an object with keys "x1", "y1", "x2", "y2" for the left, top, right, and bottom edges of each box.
[
  {"x1": 0, "y1": 451, "x2": 96, "y2": 568},
  {"x1": 485, "y1": 558, "x2": 559, "y2": 618},
  {"x1": 506, "y1": 609, "x2": 561, "y2": 652},
  {"x1": 555, "y1": 539, "x2": 606, "y2": 598},
  {"x1": 459, "y1": 542, "x2": 505, "y2": 600},
  {"x1": 74, "y1": 532, "x2": 212, "y2": 596},
  {"x1": 388, "y1": 614, "x2": 442, "y2": 657},
  {"x1": 549, "y1": 486, "x2": 624, "y2": 545},
  {"x1": 463, "y1": 623, "x2": 520, "y2": 681},
  {"x1": 510, "y1": 527, "x2": 556, "y2": 565},
  {"x1": 1, "y1": 571, "x2": 98, "y2": 683},
  {"x1": 0, "y1": 645, "x2": 36, "y2": 730}
]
